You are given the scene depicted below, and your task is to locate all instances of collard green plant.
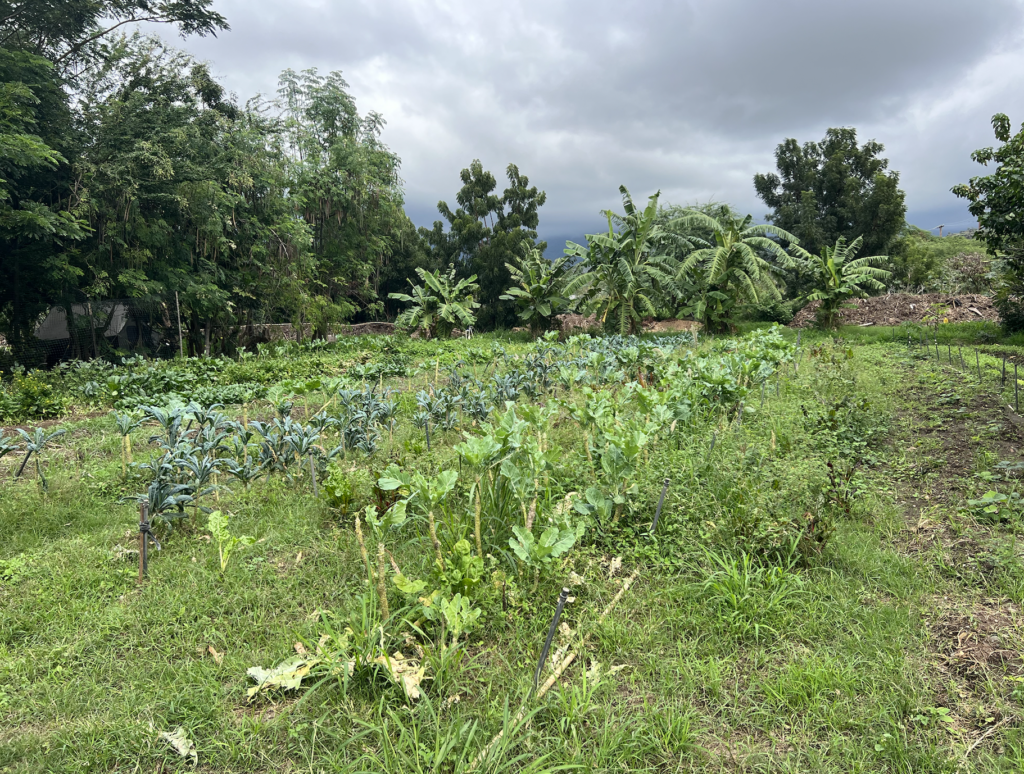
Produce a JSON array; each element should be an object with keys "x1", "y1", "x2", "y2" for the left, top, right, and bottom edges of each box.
[
  {"x1": 14, "y1": 427, "x2": 66, "y2": 489},
  {"x1": 207, "y1": 510, "x2": 255, "y2": 572}
]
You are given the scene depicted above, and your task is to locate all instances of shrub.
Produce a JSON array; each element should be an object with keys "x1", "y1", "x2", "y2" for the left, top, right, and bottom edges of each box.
[{"x1": 0, "y1": 371, "x2": 67, "y2": 422}]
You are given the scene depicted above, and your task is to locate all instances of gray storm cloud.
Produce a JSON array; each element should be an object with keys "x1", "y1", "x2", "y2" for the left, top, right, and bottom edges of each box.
[{"x1": 150, "y1": 0, "x2": 1024, "y2": 245}]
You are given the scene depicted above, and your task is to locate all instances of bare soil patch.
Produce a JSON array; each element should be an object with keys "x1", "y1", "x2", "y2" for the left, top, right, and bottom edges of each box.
[
  {"x1": 790, "y1": 293, "x2": 996, "y2": 329},
  {"x1": 929, "y1": 601, "x2": 1023, "y2": 683}
]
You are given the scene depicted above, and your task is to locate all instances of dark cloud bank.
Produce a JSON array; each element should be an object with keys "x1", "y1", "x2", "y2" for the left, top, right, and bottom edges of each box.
[{"x1": 152, "y1": 0, "x2": 1024, "y2": 248}]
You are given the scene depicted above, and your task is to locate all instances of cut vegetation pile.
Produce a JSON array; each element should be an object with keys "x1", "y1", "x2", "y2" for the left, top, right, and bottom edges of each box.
[{"x1": 790, "y1": 292, "x2": 997, "y2": 328}]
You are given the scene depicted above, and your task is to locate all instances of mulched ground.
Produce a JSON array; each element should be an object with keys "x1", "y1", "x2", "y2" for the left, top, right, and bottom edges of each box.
[{"x1": 790, "y1": 293, "x2": 997, "y2": 328}]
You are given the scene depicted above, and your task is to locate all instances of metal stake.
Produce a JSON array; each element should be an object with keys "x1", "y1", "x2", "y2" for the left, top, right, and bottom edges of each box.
[
  {"x1": 425, "y1": 417, "x2": 431, "y2": 452},
  {"x1": 1016, "y1": 362, "x2": 1020, "y2": 414},
  {"x1": 708, "y1": 431, "x2": 716, "y2": 460},
  {"x1": 650, "y1": 478, "x2": 670, "y2": 534},
  {"x1": 760, "y1": 381, "x2": 765, "y2": 409},
  {"x1": 976, "y1": 349, "x2": 981, "y2": 380},
  {"x1": 309, "y1": 455, "x2": 318, "y2": 498},
  {"x1": 534, "y1": 588, "x2": 570, "y2": 690},
  {"x1": 138, "y1": 501, "x2": 160, "y2": 582}
]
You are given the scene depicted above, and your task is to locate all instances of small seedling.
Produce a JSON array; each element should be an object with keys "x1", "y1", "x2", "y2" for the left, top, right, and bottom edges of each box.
[{"x1": 207, "y1": 510, "x2": 255, "y2": 573}]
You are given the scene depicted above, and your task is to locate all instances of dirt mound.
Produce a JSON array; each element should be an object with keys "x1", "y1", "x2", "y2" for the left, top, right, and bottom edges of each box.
[
  {"x1": 553, "y1": 315, "x2": 702, "y2": 335},
  {"x1": 789, "y1": 293, "x2": 997, "y2": 328},
  {"x1": 645, "y1": 319, "x2": 701, "y2": 333},
  {"x1": 555, "y1": 313, "x2": 600, "y2": 334},
  {"x1": 338, "y1": 322, "x2": 395, "y2": 336}
]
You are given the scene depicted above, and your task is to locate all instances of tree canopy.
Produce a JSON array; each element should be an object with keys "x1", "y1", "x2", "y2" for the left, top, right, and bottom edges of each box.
[
  {"x1": 753, "y1": 128, "x2": 907, "y2": 262},
  {"x1": 421, "y1": 160, "x2": 546, "y2": 330}
]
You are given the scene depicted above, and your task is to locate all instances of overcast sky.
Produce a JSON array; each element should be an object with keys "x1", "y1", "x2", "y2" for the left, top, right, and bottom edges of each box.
[{"x1": 150, "y1": 0, "x2": 1024, "y2": 250}]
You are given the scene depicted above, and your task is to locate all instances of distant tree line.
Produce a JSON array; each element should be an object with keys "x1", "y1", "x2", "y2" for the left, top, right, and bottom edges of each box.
[{"x1": 3, "y1": 0, "x2": 1008, "y2": 362}]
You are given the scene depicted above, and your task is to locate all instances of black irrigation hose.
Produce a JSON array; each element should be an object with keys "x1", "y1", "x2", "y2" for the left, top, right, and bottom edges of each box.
[
  {"x1": 15, "y1": 449, "x2": 33, "y2": 478},
  {"x1": 650, "y1": 478, "x2": 670, "y2": 535},
  {"x1": 534, "y1": 587, "x2": 570, "y2": 691}
]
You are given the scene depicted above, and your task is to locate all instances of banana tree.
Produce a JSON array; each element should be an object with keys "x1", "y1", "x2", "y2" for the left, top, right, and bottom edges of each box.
[
  {"x1": 799, "y1": 236, "x2": 891, "y2": 329},
  {"x1": 389, "y1": 266, "x2": 480, "y2": 339},
  {"x1": 499, "y1": 246, "x2": 574, "y2": 337},
  {"x1": 672, "y1": 210, "x2": 801, "y2": 332},
  {"x1": 564, "y1": 187, "x2": 682, "y2": 334}
]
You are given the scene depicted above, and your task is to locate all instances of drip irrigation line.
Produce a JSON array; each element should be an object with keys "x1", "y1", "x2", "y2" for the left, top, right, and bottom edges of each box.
[
  {"x1": 469, "y1": 570, "x2": 640, "y2": 771},
  {"x1": 14, "y1": 449, "x2": 32, "y2": 478},
  {"x1": 534, "y1": 588, "x2": 570, "y2": 690}
]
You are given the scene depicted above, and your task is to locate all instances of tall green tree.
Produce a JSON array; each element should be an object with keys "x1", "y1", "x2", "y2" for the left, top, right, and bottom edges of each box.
[
  {"x1": 672, "y1": 210, "x2": 799, "y2": 332},
  {"x1": 954, "y1": 113, "x2": 1024, "y2": 330},
  {"x1": 753, "y1": 128, "x2": 906, "y2": 267},
  {"x1": 565, "y1": 187, "x2": 679, "y2": 335},
  {"x1": 68, "y1": 37, "x2": 314, "y2": 354},
  {"x1": 0, "y1": 0, "x2": 228, "y2": 357},
  {"x1": 277, "y1": 69, "x2": 406, "y2": 329},
  {"x1": 0, "y1": 0, "x2": 227, "y2": 76},
  {"x1": 0, "y1": 49, "x2": 87, "y2": 354},
  {"x1": 422, "y1": 160, "x2": 546, "y2": 330}
]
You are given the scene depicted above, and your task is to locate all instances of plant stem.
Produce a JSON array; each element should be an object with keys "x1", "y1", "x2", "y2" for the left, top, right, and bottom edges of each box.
[
  {"x1": 354, "y1": 513, "x2": 372, "y2": 586},
  {"x1": 428, "y1": 510, "x2": 444, "y2": 569},
  {"x1": 376, "y1": 543, "x2": 390, "y2": 620},
  {"x1": 474, "y1": 486, "x2": 483, "y2": 558}
]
